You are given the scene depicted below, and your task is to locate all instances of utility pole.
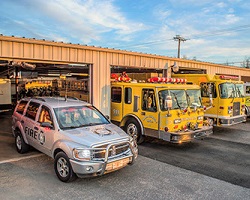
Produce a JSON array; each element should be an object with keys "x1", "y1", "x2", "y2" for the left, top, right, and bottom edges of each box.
[
  {"x1": 246, "y1": 58, "x2": 250, "y2": 68},
  {"x1": 173, "y1": 35, "x2": 187, "y2": 58}
]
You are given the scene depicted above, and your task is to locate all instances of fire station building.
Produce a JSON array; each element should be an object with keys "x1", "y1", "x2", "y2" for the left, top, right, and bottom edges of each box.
[{"x1": 1, "y1": 35, "x2": 250, "y2": 115}]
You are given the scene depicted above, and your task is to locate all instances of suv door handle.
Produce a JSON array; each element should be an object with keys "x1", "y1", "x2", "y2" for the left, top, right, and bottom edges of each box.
[{"x1": 34, "y1": 127, "x2": 38, "y2": 130}]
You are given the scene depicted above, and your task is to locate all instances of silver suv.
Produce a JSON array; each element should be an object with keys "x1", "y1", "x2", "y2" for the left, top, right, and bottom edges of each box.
[{"x1": 12, "y1": 97, "x2": 138, "y2": 182}]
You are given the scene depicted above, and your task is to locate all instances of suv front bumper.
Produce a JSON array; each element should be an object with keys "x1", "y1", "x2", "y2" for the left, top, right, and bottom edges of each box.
[{"x1": 69, "y1": 142, "x2": 137, "y2": 177}]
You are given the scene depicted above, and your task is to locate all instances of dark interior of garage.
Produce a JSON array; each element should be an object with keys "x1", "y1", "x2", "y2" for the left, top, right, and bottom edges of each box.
[{"x1": 0, "y1": 60, "x2": 90, "y2": 105}]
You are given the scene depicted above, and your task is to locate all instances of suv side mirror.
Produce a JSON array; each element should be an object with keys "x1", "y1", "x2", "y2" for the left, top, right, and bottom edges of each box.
[{"x1": 41, "y1": 122, "x2": 54, "y2": 129}]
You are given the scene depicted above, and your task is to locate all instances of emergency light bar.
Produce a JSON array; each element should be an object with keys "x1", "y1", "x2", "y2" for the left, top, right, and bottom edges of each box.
[
  {"x1": 147, "y1": 77, "x2": 187, "y2": 83},
  {"x1": 219, "y1": 75, "x2": 239, "y2": 80},
  {"x1": 115, "y1": 76, "x2": 132, "y2": 82},
  {"x1": 111, "y1": 72, "x2": 132, "y2": 82}
]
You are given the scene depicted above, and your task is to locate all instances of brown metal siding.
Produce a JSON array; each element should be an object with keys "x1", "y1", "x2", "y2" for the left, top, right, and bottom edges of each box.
[{"x1": 1, "y1": 35, "x2": 250, "y2": 115}]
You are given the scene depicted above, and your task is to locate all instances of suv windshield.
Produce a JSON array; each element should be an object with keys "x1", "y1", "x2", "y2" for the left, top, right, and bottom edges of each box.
[
  {"x1": 219, "y1": 83, "x2": 244, "y2": 98},
  {"x1": 54, "y1": 106, "x2": 109, "y2": 129},
  {"x1": 186, "y1": 89, "x2": 202, "y2": 108}
]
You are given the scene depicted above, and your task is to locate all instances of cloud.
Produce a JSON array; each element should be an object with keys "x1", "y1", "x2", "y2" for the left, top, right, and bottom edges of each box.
[
  {"x1": 216, "y1": 2, "x2": 227, "y2": 8},
  {"x1": 1, "y1": 0, "x2": 250, "y2": 65},
  {"x1": 223, "y1": 14, "x2": 240, "y2": 25},
  {"x1": 39, "y1": 0, "x2": 146, "y2": 42},
  {"x1": 3, "y1": 0, "x2": 146, "y2": 43}
]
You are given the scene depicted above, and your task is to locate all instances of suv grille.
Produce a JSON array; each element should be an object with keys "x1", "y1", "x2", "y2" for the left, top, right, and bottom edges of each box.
[{"x1": 92, "y1": 143, "x2": 130, "y2": 160}]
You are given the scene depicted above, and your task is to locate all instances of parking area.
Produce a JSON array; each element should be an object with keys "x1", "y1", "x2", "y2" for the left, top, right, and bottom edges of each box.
[{"x1": 0, "y1": 111, "x2": 250, "y2": 199}]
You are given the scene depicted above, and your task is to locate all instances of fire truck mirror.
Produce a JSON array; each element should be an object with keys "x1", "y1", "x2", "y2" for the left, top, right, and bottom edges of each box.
[
  {"x1": 133, "y1": 96, "x2": 139, "y2": 112},
  {"x1": 208, "y1": 83, "x2": 213, "y2": 105},
  {"x1": 165, "y1": 95, "x2": 172, "y2": 109},
  {"x1": 208, "y1": 83, "x2": 212, "y2": 94}
]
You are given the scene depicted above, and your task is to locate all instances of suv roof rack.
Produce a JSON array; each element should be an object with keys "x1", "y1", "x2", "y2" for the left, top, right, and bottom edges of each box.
[{"x1": 32, "y1": 97, "x2": 46, "y2": 102}]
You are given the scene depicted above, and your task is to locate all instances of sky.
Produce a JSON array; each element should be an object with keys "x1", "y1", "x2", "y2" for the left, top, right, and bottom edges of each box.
[{"x1": 0, "y1": 0, "x2": 250, "y2": 67}]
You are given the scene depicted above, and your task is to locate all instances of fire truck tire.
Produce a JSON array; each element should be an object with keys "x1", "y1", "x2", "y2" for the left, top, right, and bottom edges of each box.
[
  {"x1": 125, "y1": 119, "x2": 144, "y2": 144},
  {"x1": 245, "y1": 106, "x2": 250, "y2": 117},
  {"x1": 54, "y1": 152, "x2": 77, "y2": 182},
  {"x1": 15, "y1": 130, "x2": 29, "y2": 154}
]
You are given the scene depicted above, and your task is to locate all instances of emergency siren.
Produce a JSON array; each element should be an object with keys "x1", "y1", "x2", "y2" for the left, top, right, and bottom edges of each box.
[{"x1": 111, "y1": 72, "x2": 132, "y2": 82}]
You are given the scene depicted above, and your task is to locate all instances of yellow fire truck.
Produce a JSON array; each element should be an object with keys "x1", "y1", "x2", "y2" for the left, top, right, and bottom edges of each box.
[
  {"x1": 25, "y1": 80, "x2": 52, "y2": 90},
  {"x1": 52, "y1": 79, "x2": 89, "y2": 102},
  {"x1": 172, "y1": 74, "x2": 246, "y2": 126},
  {"x1": 243, "y1": 82, "x2": 250, "y2": 116},
  {"x1": 111, "y1": 76, "x2": 213, "y2": 144}
]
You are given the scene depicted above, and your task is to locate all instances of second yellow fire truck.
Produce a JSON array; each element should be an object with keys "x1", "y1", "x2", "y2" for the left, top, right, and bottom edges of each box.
[
  {"x1": 243, "y1": 82, "x2": 250, "y2": 116},
  {"x1": 110, "y1": 75, "x2": 213, "y2": 144},
  {"x1": 172, "y1": 74, "x2": 246, "y2": 126}
]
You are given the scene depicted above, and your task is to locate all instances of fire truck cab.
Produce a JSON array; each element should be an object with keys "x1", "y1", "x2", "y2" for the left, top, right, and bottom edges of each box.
[
  {"x1": 172, "y1": 74, "x2": 246, "y2": 126},
  {"x1": 111, "y1": 77, "x2": 213, "y2": 144}
]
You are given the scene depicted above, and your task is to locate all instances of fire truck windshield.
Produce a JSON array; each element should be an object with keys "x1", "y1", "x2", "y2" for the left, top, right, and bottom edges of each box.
[
  {"x1": 235, "y1": 83, "x2": 244, "y2": 97},
  {"x1": 159, "y1": 89, "x2": 188, "y2": 110},
  {"x1": 186, "y1": 89, "x2": 202, "y2": 108},
  {"x1": 219, "y1": 83, "x2": 244, "y2": 98}
]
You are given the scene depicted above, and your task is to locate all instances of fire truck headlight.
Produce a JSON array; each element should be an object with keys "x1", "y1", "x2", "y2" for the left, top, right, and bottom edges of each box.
[
  {"x1": 228, "y1": 106, "x2": 233, "y2": 114},
  {"x1": 197, "y1": 116, "x2": 203, "y2": 120},
  {"x1": 242, "y1": 105, "x2": 245, "y2": 113},
  {"x1": 171, "y1": 135, "x2": 180, "y2": 141},
  {"x1": 73, "y1": 149, "x2": 91, "y2": 161},
  {"x1": 174, "y1": 119, "x2": 181, "y2": 124}
]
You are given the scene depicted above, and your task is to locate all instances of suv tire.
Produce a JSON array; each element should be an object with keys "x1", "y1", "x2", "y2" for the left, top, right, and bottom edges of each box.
[
  {"x1": 15, "y1": 130, "x2": 29, "y2": 154},
  {"x1": 54, "y1": 152, "x2": 76, "y2": 182}
]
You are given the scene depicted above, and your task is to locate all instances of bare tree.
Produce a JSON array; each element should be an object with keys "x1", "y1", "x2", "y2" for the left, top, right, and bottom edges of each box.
[{"x1": 241, "y1": 57, "x2": 250, "y2": 68}]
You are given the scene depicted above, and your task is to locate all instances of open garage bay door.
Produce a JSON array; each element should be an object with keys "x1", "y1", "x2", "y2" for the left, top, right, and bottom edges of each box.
[{"x1": 0, "y1": 60, "x2": 92, "y2": 104}]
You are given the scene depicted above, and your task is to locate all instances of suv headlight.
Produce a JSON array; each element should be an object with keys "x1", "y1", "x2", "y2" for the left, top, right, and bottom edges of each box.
[{"x1": 73, "y1": 149, "x2": 92, "y2": 161}]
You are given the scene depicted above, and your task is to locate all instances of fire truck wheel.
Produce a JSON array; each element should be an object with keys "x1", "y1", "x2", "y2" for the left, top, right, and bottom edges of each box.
[
  {"x1": 15, "y1": 130, "x2": 29, "y2": 154},
  {"x1": 125, "y1": 119, "x2": 144, "y2": 144},
  {"x1": 54, "y1": 152, "x2": 77, "y2": 182}
]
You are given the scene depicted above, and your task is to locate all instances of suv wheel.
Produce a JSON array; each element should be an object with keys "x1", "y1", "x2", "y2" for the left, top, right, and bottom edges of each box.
[
  {"x1": 54, "y1": 152, "x2": 76, "y2": 182},
  {"x1": 15, "y1": 131, "x2": 29, "y2": 154}
]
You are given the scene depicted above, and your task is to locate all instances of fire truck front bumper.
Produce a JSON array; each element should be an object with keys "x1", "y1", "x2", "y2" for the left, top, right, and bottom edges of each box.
[
  {"x1": 218, "y1": 115, "x2": 246, "y2": 126},
  {"x1": 160, "y1": 125, "x2": 213, "y2": 143}
]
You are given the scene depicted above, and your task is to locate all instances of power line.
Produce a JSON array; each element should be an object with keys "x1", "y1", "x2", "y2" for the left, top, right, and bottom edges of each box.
[
  {"x1": 116, "y1": 38, "x2": 173, "y2": 49},
  {"x1": 188, "y1": 24, "x2": 250, "y2": 39},
  {"x1": 115, "y1": 24, "x2": 250, "y2": 49}
]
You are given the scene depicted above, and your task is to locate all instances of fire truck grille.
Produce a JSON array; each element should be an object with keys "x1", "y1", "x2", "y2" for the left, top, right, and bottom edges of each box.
[
  {"x1": 233, "y1": 102, "x2": 240, "y2": 116},
  {"x1": 92, "y1": 143, "x2": 130, "y2": 160}
]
